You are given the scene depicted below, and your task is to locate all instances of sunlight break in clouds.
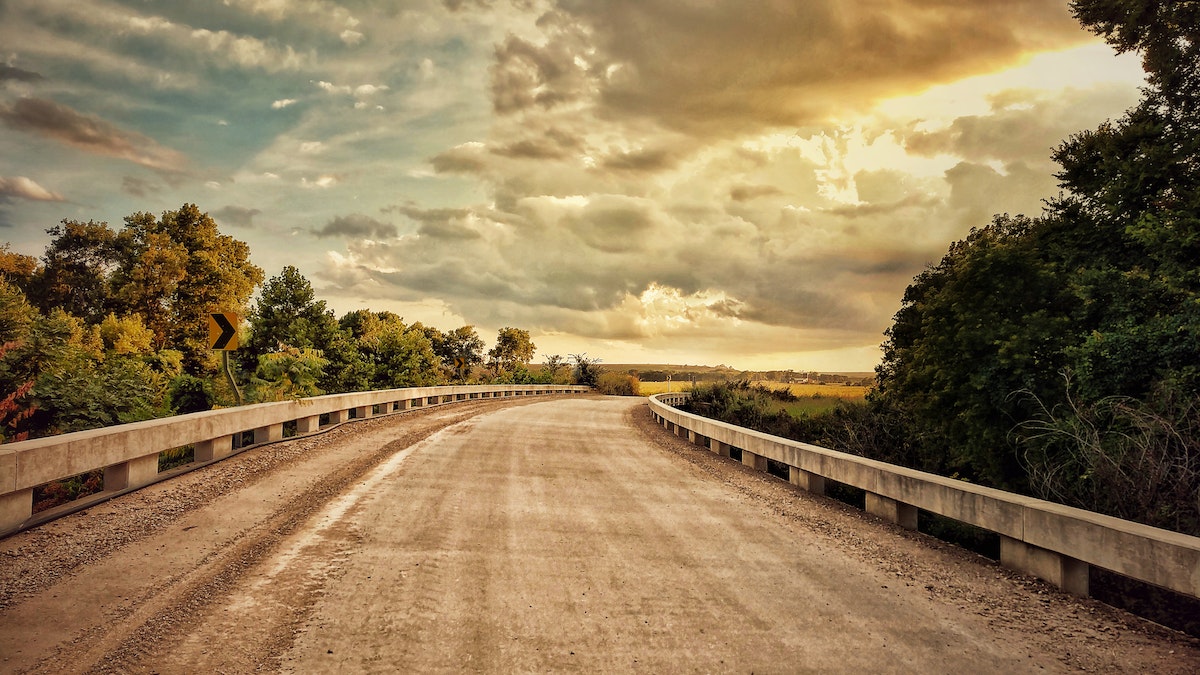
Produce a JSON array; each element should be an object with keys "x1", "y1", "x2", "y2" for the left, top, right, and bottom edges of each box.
[{"x1": 0, "y1": 0, "x2": 1147, "y2": 370}]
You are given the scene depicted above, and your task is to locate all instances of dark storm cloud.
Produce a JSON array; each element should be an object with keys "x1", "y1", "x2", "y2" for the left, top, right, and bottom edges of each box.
[
  {"x1": 0, "y1": 98, "x2": 186, "y2": 172},
  {"x1": 312, "y1": 213, "x2": 398, "y2": 239},
  {"x1": 214, "y1": 205, "x2": 262, "y2": 229},
  {"x1": 0, "y1": 64, "x2": 44, "y2": 84}
]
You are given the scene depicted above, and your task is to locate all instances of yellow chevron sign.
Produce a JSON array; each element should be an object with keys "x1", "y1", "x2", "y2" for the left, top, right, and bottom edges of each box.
[{"x1": 208, "y1": 313, "x2": 240, "y2": 350}]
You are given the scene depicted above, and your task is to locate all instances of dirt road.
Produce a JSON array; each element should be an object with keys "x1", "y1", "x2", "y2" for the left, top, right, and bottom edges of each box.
[{"x1": 2, "y1": 396, "x2": 1197, "y2": 673}]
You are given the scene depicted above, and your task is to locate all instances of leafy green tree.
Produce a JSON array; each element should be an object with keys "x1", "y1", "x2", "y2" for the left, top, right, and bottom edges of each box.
[
  {"x1": 871, "y1": 0, "x2": 1200, "y2": 527},
  {"x1": 365, "y1": 321, "x2": 442, "y2": 388},
  {"x1": 98, "y1": 313, "x2": 155, "y2": 355},
  {"x1": 570, "y1": 353, "x2": 600, "y2": 387},
  {"x1": 0, "y1": 280, "x2": 36, "y2": 442},
  {"x1": 246, "y1": 346, "x2": 328, "y2": 402},
  {"x1": 487, "y1": 327, "x2": 535, "y2": 376},
  {"x1": 169, "y1": 374, "x2": 215, "y2": 414},
  {"x1": 112, "y1": 204, "x2": 263, "y2": 373},
  {"x1": 317, "y1": 330, "x2": 374, "y2": 394},
  {"x1": 437, "y1": 325, "x2": 484, "y2": 382},
  {"x1": 874, "y1": 215, "x2": 1076, "y2": 486},
  {"x1": 29, "y1": 220, "x2": 120, "y2": 322},
  {"x1": 0, "y1": 243, "x2": 37, "y2": 292},
  {"x1": 339, "y1": 309, "x2": 402, "y2": 340},
  {"x1": 244, "y1": 266, "x2": 341, "y2": 368},
  {"x1": 0, "y1": 279, "x2": 33, "y2": 346},
  {"x1": 542, "y1": 354, "x2": 569, "y2": 384}
]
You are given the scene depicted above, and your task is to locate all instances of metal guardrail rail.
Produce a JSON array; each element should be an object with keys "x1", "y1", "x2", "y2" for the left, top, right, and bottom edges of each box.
[
  {"x1": 1, "y1": 384, "x2": 589, "y2": 536},
  {"x1": 649, "y1": 392, "x2": 1200, "y2": 600}
]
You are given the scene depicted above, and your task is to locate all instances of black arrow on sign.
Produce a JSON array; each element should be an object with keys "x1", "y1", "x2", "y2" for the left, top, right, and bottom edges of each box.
[{"x1": 212, "y1": 313, "x2": 237, "y2": 350}]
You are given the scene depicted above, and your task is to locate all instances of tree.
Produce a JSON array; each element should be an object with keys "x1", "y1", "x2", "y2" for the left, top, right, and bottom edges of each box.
[
  {"x1": 874, "y1": 215, "x2": 1075, "y2": 487},
  {"x1": 438, "y1": 325, "x2": 485, "y2": 381},
  {"x1": 570, "y1": 353, "x2": 600, "y2": 387},
  {"x1": 870, "y1": 0, "x2": 1200, "y2": 529},
  {"x1": 365, "y1": 321, "x2": 442, "y2": 388},
  {"x1": 244, "y1": 266, "x2": 341, "y2": 371},
  {"x1": 0, "y1": 243, "x2": 37, "y2": 291},
  {"x1": 487, "y1": 327, "x2": 535, "y2": 375},
  {"x1": 98, "y1": 313, "x2": 155, "y2": 355},
  {"x1": 317, "y1": 330, "x2": 373, "y2": 394},
  {"x1": 0, "y1": 280, "x2": 35, "y2": 442},
  {"x1": 111, "y1": 204, "x2": 263, "y2": 373},
  {"x1": 246, "y1": 346, "x2": 328, "y2": 402},
  {"x1": 542, "y1": 354, "x2": 569, "y2": 383},
  {"x1": 29, "y1": 220, "x2": 120, "y2": 322}
]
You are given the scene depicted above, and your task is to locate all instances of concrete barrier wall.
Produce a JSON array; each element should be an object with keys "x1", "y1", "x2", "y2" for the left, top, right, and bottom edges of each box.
[
  {"x1": 648, "y1": 394, "x2": 1200, "y2": 601},
  {"x1": 0, "y1": 385, "x2": 589, "y2": 535}
]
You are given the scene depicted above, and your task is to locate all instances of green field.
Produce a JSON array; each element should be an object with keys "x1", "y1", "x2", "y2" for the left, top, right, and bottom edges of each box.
[
  {"x1": 636, "y1": 381, "x2": 694, "y2": 396},
  {"x1": 638, "y1": 380, "x2": 870, "y2": 416}
]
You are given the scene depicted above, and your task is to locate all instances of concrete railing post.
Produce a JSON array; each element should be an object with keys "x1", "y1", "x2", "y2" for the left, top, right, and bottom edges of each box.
[
  {"x1": 742, "y1": 450, "x2": 766, "y2": 472},
  {"x1": 195, "y1": 435, "x2": 234, "y2": 462},
  {"x1": 354, "y1": 405, "x2": 371, "y2": 419},
  {"x1": 1000, "y1": 536, "x2": 1090, "y2": 596},
  {"x1": 104, "y1": 453, "x2": 158, "y2": 492},
  {"x1": 254, "y1": 423, "x2": 283, "y2": 445},
  {"x1": 865, "y1": 493, "x2": 918, "y2": 530},
  {"x1": 789, "y1": 467, "x2": 826, "y2": 495},
  {"x1": 328, "y1": 409, "x2": 349, "y2": 424},
  {"x1": 0, "y1": 488, "x2": 32, "y2": 532},
  {"x1": 296, "y1": 416, "x2": 320, "y2": 434}
]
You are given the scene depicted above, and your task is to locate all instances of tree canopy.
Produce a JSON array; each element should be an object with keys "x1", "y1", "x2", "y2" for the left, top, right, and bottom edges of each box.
[
  {"x1": 871, "y1": 0, "x2": 1200, "y2": 533},
  {"x1": 1, "y1": 204, "x2": 581, "y2": 441}
]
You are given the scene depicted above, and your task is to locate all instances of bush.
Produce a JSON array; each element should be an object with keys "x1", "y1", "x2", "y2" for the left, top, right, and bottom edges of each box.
[
  {"x1": 169, "y1": 374, "x2": 215, "y2": 414},
  {"x1": 596, "y1": 371, "x2": 639, "y2": 396}
]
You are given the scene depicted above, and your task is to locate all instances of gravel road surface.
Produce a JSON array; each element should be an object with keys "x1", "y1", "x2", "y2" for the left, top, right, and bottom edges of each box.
[{"x1": 1, "y1": 395, "x2": 1197, "y2": 673}]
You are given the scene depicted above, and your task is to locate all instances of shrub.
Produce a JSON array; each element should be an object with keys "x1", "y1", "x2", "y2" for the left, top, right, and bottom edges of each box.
[
  {"x1": 596, "y1": 371, "x2": 639, "y2": 396},
  {"x1": 169, "y1": 374, "x2": 215, "y2": 413}
]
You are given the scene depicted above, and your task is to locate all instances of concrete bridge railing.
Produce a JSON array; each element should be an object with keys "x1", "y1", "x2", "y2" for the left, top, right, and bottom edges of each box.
[
  {"x1": 1, "y1": 384, "x2": 589, "y2": 536},
  {"x1": 650, "y1": 393, "x2": 1200, "y2": 601}
]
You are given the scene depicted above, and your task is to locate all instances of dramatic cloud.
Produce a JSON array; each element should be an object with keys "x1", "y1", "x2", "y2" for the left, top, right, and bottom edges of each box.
[
  {"x1": 0, "y1": 0, "x2": 1148, "y2": 368},
  {"x1": 0, "y1": 176, "x2": 65, "y2": 202},
  {"x1": 214, "y1": 205, "x2": 262, "y2": 229},
  {"x1": 121, "y1": 175, "x2": 160, "y2": 197},
  {"x1": 0, "y1": 98, "x2": 187, "y2": 172},
  {"x1": 0, "y1": 64, "x2": 43, "y2": 84},
  {"x1": 902, "y1": 84, "x2": 1140, "y2": 163},
  {"x1": 313, "y1": 214, "x2": 398, "y2": 239},
  {"x1": 491, "y1": 0, "x2": 1090, "y2": 134}
]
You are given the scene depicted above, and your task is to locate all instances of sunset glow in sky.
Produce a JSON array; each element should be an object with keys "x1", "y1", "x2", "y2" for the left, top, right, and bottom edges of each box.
[{"x1": 0, "y1": 1, "x2": 1147, "y2": 370}]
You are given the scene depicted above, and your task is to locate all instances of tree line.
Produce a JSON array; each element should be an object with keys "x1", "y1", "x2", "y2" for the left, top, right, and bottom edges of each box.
[{"x1": 0, "y1": 205, "x2": 593, "y2": 441}]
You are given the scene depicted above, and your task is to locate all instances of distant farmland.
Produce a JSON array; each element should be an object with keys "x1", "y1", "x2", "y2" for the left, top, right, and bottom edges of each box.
[{"x1": 638, "y1": 380, "x2": 871, "y2": 400}]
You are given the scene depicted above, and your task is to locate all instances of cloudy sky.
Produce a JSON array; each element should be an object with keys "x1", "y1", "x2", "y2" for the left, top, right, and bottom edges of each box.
[{"x1": 0, "y1": 0, "x2": 1146, "y2": 371}]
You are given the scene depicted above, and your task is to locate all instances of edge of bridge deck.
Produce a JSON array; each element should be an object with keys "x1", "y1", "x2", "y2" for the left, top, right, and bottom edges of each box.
[{"x1": 0, "y1": 384, "x2": 590, "y2": 537}]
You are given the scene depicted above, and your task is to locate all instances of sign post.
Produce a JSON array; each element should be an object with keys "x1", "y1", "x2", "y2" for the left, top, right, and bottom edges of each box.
[{"x1": 209, "y1": 313, "x2": 243, "y2": 405}]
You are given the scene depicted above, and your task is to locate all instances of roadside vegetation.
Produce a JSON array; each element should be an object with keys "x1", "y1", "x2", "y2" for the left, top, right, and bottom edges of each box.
[
  {"x1": 688, "y1": 1, "x2": 1200, "y2": 541},
  {"x1": 0, "y1": 208, "x2": 614, "y2": 511},
  {"x1": 680, "y1": 2, "x2": 1200, "y2": 636}
]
